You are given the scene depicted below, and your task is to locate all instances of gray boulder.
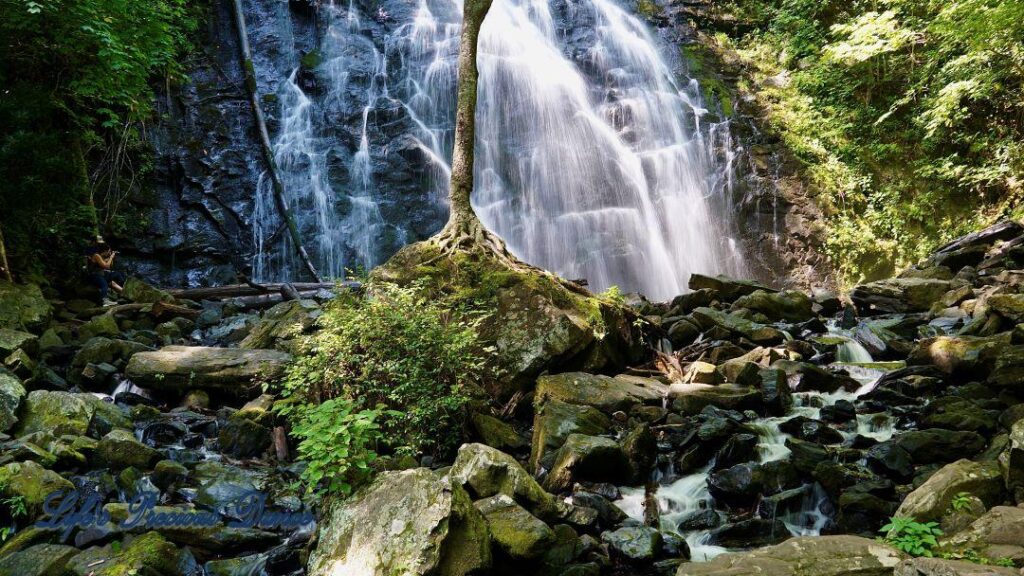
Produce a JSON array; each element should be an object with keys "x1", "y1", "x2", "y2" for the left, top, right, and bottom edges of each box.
[
  {"x1": 307, "y1": 468, "x2": 491, "y2": 576},
  {"x1": 544, "y1": 434, "x2": 630, "y2": 493},
  {"x1": 125, "y1": 346, "x2": 291, "y2": 397},
  {"x1": 894, "y1": 557, "x2": 1017, "y2": 576},
  {"x1": 895, "y1": 459, "x2": 1003, "y2": 523},
  {"x1": 675, "y1": 536, "x2": 904, "y2": 576},
  {"x1": 474, "y1": 494, "x2": 554, "y2": 560},
  {"x1": 0, "y1": 282, "x2": 51, "y2": 331}
]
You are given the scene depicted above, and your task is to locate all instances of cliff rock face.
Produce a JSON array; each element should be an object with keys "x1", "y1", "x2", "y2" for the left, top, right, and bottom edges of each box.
[{"x1": 131, "y1": 0, "x2": 827, "y2": 291}]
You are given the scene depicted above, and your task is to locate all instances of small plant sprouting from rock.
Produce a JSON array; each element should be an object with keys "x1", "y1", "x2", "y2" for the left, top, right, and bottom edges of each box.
[
  {"x1": 949, "y1": 491, "x2": 973, "y2": 513},
  {"x1": 879, "y1": 517, "x2": 943, "y2": 557},
  {"x1": 941, "y1": 548, "x2": 1016, "y2": 568}
]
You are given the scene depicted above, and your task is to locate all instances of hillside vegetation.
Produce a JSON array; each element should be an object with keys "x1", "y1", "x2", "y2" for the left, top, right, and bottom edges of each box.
[{"x1": 712, "y1": 0, "x2": 1023, "y2": 284}]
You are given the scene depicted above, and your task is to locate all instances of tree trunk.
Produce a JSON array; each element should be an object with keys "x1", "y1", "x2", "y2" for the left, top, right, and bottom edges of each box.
[
  {"x1": 0, "y1": 223, "x2": 12, "y2": 282},
  {"x1": 231, "y1": 0, "x2": 322, "y2": 282},
  {"x1": 432, "y1": 0, "x2": 519, "y2": 261}
]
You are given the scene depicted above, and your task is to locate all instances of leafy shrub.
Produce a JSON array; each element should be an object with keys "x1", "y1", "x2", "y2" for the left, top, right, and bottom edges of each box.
[
  {"x1": 277, "y1": 397, "x2": 385, "y2": 496},
  {"x1": 276, "y1": 281, "x2": 487, "y2": 494},
  {"x1": 879, "y1": 517, "x2": 943, "y2": 557}
]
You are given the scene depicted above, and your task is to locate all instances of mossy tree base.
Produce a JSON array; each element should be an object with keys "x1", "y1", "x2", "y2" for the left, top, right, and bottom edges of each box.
[{"x1": 375, "y1": 241, "x2": 647, "y2": 401}]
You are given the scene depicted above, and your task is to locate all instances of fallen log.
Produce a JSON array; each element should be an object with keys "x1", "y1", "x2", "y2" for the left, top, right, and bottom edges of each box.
[
  {"x1": 167, "y1": 281, "x2": 357, "y2": 301},
  {"x1": 230, "y1": 0, "x2": 322, "y2": 282}
]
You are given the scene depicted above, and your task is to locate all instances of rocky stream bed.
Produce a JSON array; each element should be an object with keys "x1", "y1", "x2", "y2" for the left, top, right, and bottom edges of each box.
[{"x1": 3, "y1": 221, "x2": 1024, "y2": 576}]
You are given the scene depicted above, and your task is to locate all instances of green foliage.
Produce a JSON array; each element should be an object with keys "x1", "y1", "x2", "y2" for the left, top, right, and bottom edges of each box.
[
  {"x1": 718, "y1": 0, "x2": 1024, "y2": 285},
  {"x1": 0, "y1": 0, "x2": 201, "y2": 279},
  {"x1": 277, "y1": 397, "x2": 386, "y2": 496},
  {"x1": 941, "y1": 548, "x2": 1016, "y2": 567},
  {"x1": 277, "y1": 281, "x2": 486, "y2": 475},
  {"x1": 0, "y1": 479, "x2": 26, "y2": 541},
  {"x1": 879, "y1": 517, "x2": 943, "y2": 557},
  {"x1": 949, "y1": 491, "x2": 973, "y2": 513}
]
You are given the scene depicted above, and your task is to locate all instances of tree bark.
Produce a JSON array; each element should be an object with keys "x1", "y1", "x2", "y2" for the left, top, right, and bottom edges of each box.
[
  {"x1": 0, "y1": 224, "x2": 12, "y2": 282},
  {"x1": 231, "y1": 0, "x2": 322, "y2": 282},
  {"x1": 432, "y1": 0, "x2": 520, "y2": 261}
]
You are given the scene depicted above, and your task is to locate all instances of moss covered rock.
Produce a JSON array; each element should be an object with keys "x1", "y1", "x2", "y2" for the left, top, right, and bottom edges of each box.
[
  {"x1": 475, "y1": 494, "x2": 555, "y2": 560},
  {"x1": 239, "y1": 299, "x2": 320, "y2": 350},
  {"x1": 450, "y1": 443, "x2": 557, "y2": 519},
  {"x1": 125, "y1": 346, "x2": 291, "y2": 398},
  {"x1": 895, "y1": 459, "x2": 1003, "y2": 523},
  {"x1": 0, "y1": 329, "x2": 38, "y2": 358},
  {"x1": 544, "y1": 433, "x2": 630, "y2": 493},
  {"x1": 95, "y1": 429, "x2": 162, "y2": 470},
  {"x1": 530, "y1": 398, "x2": 610, "y2": 472},
  {"x1": 122, "y1": 277, "x2": 175, "y2": 304},
  {"x1": 0, "y1": 542, "x2": 80, "y2": 576},
  {"x1": 0, "y1": 460, "x2": 74, "y2": 516},
  {"x1": 851, "y1": 278, "x2": 953, "y2": 314},
  {"x1": 374, "y1": 244, "x2": 645, "y2": 399},
  {"x1": 675, "y1": 535, "x2": 904, "y2": 576},
  {"x1": 78, "y1": 313, "x2": 120, "y2": 341},
  {"x1": 66, "y1": 531, "x2": 195, "y2": 576},
  {"x1": 0, "y1": 368, "x2": 26, "y2": 432},
  {"x1": 14, "y1": 390, "x2": 129, "y2": 438},
  {"x1": 470, "y1": 412, "x2": 527, "y2": 452},
  {"x1": 0, "y1": 282, "x2": 51, "y2": 331},
  {"x1": 307, "y1": 468, "x2": 491, "y2": 576},
  {"x1": 691, "y1": 307, "x2": 783, "y2": 344},
  {"x1": 602, "y1": 526, "x2": 662, "y2": 562},
  {"x1": 731, "y1": 290, "x2": 815, "y2": 322},
  {"x1": 535, "y1": 372, "x2": 666, "y2": 414}
]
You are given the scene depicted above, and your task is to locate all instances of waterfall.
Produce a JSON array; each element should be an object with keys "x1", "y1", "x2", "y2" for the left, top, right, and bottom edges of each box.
[{"x1": 252, "y1": 0, "x2": 747, "y2": 299}]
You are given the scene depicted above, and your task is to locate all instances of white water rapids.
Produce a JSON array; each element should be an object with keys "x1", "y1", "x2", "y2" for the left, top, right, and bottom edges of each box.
[{"x1": 253, "y1": 0, "x2": 747, "y2": 299}]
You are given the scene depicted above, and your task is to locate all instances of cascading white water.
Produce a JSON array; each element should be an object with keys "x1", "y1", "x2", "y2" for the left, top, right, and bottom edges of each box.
[
  {"x1": 253, "y1": 0, "x2": 747, "y2": 298},
  {"x1": 473, "y1": 0, "x2": 745, "y2": 299}
]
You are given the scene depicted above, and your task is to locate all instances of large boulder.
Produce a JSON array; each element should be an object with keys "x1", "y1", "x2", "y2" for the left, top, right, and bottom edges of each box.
[
  {"x1": 125, "y1": 346, "x2": 292, "y2": 397},
  {"x1": 894, "y1": 557, "x2": 1018, "y2": 576},
  {"x1": 906, "y1": 335, "x2": 1005, "y2": 378},
  {"x1": 731, "y1": 290, "x2": 815, "y2": 322},
  {"x1": 771, "y1": 360, "x2": 861, "y2": 393},
  {"x1": 307, "y1": 468, "x2": 491, "y2": 576},
  {"x1": 690, "y1": 307, "x2": 783, "y2": 344},
  {"x1": 939, "y1": 506, "x2": 1024, "y2": 564},
  {"x1": 669, "y1": 383, "x2": 763, "y2": 415},
  {"x1": 239, "y1": 299, "x2": 320, "y2": 350},
  {"x1": 0, "y1": 369, "x2": 26, "y2": 432},
  {"x1": 121, "y1": 277, "x2": 174, "y2": 304},
  {"x1": 988, "y1": 345, "x2": 1024, "y2": 390},
  {"x1": 66, "y1": 531, "x2": 195, "y2": 576},
  {"x1": 675, "y1": 536, "x2": 904, "y2": 576},
  {"x1": 474, "y1": 494, "x2": 554, "y2": 560},
  {"x1": 0, "y1": 282, "x2": 51, "y2": 331},
  {"x1": 986, "y1": 294, "x2": 1024, "y2": 323},
  {"x1": 688, "y1": 274, "x2": 775, "y2": 301},
  {"x1": 0, "y1": 543, "x2": 79, "y2": 576},
  {"x1": 95, "y1": 429, "x2": 162, "y2": 470},
  {"x1": 0, "y1": 460, "x2": 74, "y2": 516},
  {"x1": 68, "y1": 337, "x2": 150, "y2": 385},
  {"x1": 375, "y1": 246, "x2": 644, "y2": 400},
  {"x1": 530, "y1": 398, "x2": 610, "y2": 472},
  {"x1": 535, "y1": 372, "x2": 666, "y2": 414},
  {"x1": 543, "y1": 434, "x2": 630, "y2": 493},
  {"x1": 450, "y1": 443, "x2": 556, "y2": 518},
  {"x1": 0, "y1": 329, "x2": 38, "y2": 358},
  {"x1": 13, "y1": 390, "x2": 129, "y2": 438},
  {"x1": 602, "y1": 526, "x2": 662, "y2": 562},
  {"x1": 999, "y1": 418, "x2": 1024, "y2": 501},
  {"x1": 850, "y1": 278, "x2": 952, "y2": 314},
  {"x1": 892, "y1": 430, "x2": 986, "y2": 465},
  {"x1": 895, "y1": 459, "x2": 1003, "y2": 523}
]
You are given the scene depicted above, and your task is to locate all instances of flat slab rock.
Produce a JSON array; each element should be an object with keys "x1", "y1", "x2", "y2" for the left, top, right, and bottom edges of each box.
[
  {"x1": 675, "y1": 536, "x2": 905, "y2": 576},
  {"x1": 125, "y1": 345, "x2": 291, "y2": 397}
]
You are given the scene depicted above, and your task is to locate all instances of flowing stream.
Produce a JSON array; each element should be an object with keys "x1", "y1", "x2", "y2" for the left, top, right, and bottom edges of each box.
[
  {"x1": 615, "y1": 352, "x2": 898, "y2": 561},
  {"x1": 252, "y1": 0, "x2": 747, "y2": 299}
]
